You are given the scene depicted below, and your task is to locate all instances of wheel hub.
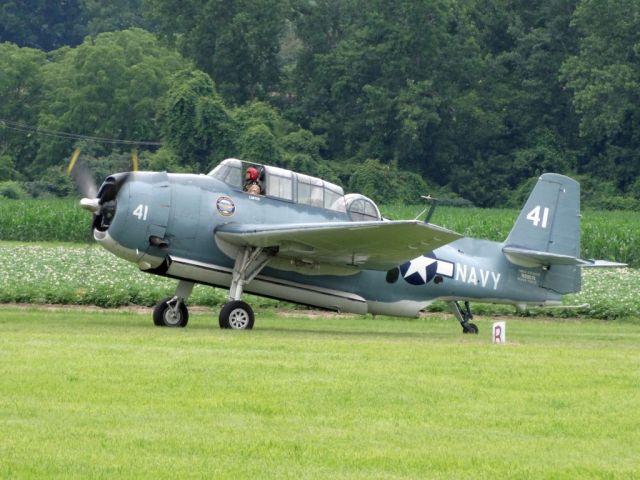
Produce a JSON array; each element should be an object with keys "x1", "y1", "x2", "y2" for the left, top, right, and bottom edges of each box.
[
  {"x1": 163, "y1": 307, "x2": 181, "y2": 326},
  {"x1": 229, "y1": 308, "x2": 250, "y2": 329}
]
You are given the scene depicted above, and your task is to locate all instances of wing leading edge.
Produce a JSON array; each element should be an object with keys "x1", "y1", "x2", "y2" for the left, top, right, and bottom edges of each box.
[{"x1": 215, "y1": 221, "x2": 462, "y2": 271}]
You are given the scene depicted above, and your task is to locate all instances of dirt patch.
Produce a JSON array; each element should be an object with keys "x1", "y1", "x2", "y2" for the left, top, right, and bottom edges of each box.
[
  {"x1": 0, "y1": 302, "x2": 580, "y2": 322},
  {"x1": 0, "y1": 303, "x2": 351, "y2": 318}
]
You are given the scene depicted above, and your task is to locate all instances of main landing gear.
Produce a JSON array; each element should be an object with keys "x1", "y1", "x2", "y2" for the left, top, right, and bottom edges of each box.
[
  {"x1": 451, "y1": 300, "x2": 479, "y2": 334},
  {"x1": 151, "y1": 247, "x2": 272, "y2": 330},
  {"x1": 219, "y1": 300, "x2": 254, "y2": 329},
  {"x1": 219, "y1": 247, "x2": 272, "y2": 330},
  {"x1": 153, "y1": 280, "x2": 194, "y2": 327}
]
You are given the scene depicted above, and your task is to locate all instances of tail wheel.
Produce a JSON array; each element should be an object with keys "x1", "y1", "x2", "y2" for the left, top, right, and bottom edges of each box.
[
  {"x1": 219, "y1": 301, "x2": 254, "y2": 330},
  {"x1": 462, "y1": 322, "x2": 479, "y2": 334},
  {"x1": 153, "y1": 297, "x2": 189, "y2": 327}
]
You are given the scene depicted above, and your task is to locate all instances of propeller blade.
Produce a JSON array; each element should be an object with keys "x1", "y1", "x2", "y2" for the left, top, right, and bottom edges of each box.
[
  {"x1": 131, "y1": 150, "x2": 139, "y2": 171},
  {"x1": 67, "y1": 148, "x2": 81, "y2": 174},
  {"x1": 70, "y1": 162, "x2": 98, "y2": 199},
  {"x1": 67, "y1": 150, "x2": 98, "y2": 199}
]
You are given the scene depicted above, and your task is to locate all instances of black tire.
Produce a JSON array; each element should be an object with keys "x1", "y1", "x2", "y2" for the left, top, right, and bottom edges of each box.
[
  {"x1": 153, "y1": 297, "x2": 189, "y2": 327},
  {"x1": 219, "y1": 301, "x2": 254, "y2": 330},
  {"x1": 462, "y1": 322, "x2": 479, "y2": 334}
]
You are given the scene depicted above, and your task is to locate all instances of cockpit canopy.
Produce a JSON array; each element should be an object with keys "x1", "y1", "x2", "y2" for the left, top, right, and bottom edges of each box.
[
  {"x1": 344, "y1": 194, "x2": 382, "y2": 221},
  {"x1": 209, "y1": 158, "x2": 348, "y2": 213},
  {"x1": 208, "y1": 158, "x2": 382, "y2": 221}
]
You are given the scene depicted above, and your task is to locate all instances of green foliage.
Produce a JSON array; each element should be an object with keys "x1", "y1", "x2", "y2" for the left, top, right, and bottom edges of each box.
[
  {"x1": 581, "y1": 210, "x2": 639, "y2": 266},
  {"x1": 561, "y1": 0, "x2": 640, "y2": 142},
  {"x1": 578, "y1": 176, "x2": 640, "y2": 211},
  {"x1": 395, "y1": 79, "x2": 441, "y2": 169},
  {"x1": 23, "y1": 167, "x2": 74, "y2": 198},
  {"x1": 0, "y1": 233, "x2": 638, "y2": 318},
  {"x1": 397, "y1": 170, "x2": 437, "y2": 204},
  {"x1": 230, "y1": 101, "x2": 339, "y2": 179},
  {"x1": 233, "y1": 101, "x2": 287, "y2": 136},
  {"x1": 0, "y1": 0, "x2": 85, "y2": 50},
  {"x1": 146, "y1": 0, "x2": 288, "y2": 105},
  {"x1": 158, "y1": 69, "x2": 237, "y2": 171},
  {"x1": 81, "y1": 0, "x2": 149, "y2": 37},
  {"x1": 0, "y1": 43, "x2": 46, "y2": 173},
  {"x1": 0, "y1": 181, "x2": 27, "y2": 199},
  {"x1": 74, "y1": 148, "x2": 135, "y2": 182},
  {"x1": 238, "y1": 124, "x2": 281, "y2": 165},
  {"x1": 0, "y1": 1, "x2": 149, "y2": 50},
  {"x1": 348, "y1": 159, "x2": 438, "y2": 204},
  {"x1": 279, "y1": 129, "x2": 335, "y2": 182},
  {"x1": 284, "y1": 0, "x2": 601, "y2": 207},
  {"x1": 36, "y1": 28, "x2": 187, "y2": 170},
  {"x1": 348, "y1": 160, "x2": 398, "y2": 203},
  {"x1": 281, "y1": 129, "x2": 324, "y2": 161},
  {"x1": 560, "y1": 0, "x2": 640, "y2": 192},
  {"x1": 0, "y1": 43, "x2": 46, "y2": 119},
  {"x1": 146, "y1": 146, "x2": 195, "y2": 173},
  {"x1": 0, "y1": 155, "x2": 20, "y2": 181},
  {"x1": 0, "y1": 2, "x2": 639, "y2": 207}
]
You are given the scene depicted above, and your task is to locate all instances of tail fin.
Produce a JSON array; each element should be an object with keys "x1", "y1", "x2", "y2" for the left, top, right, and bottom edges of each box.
[
  {"x1": 503, "y1": 173, "x2": 582, "y2": 293},
  {"x1": 503, "y1": 173, "x2": 625, "y2": 294},
  {"x1": 505, "y1": 173, "x2": 580, "y2": 260}
]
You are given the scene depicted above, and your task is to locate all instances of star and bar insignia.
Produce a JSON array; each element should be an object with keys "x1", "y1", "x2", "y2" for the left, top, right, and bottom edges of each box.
[{"x1": 399, "y1": 252, "x2": 454, "y2": 285}]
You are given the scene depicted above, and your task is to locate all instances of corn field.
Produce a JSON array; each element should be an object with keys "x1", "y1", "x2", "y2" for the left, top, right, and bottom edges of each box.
[{"x1": 0, "y1": 199, "x2": 637, "y2": 267}]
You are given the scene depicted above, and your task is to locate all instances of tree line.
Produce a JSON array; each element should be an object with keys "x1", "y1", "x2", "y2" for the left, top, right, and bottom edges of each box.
[{"x1": 1, "y1": 0, "x2": 639, "y2": 208}]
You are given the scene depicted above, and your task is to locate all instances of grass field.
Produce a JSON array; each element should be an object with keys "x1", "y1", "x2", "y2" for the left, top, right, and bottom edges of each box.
[{"x1": 1, "y1": 307, "x2": 639, "y2": 478}]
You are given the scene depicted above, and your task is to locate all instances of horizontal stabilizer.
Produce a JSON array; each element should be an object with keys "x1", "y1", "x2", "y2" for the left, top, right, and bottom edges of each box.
[
  {"x1": 502, "y1": 246, "x2": 589, "y2": 268},
  {"x1": 579, "y1": 259, "x2": 628, "y2": 268},
  {"x1": 503, "y1": 246, "x2": 627, "y2": 269}
]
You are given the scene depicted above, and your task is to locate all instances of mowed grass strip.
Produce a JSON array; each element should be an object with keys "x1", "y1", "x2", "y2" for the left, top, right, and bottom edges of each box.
[{"x1": 1, "y1": 308, "x2": 638, "y2": 479}]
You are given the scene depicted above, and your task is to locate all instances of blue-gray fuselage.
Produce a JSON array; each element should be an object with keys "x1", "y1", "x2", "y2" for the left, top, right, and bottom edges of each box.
[{"x1": 97, "y1": 171, "x2": 562, "y2": 317}]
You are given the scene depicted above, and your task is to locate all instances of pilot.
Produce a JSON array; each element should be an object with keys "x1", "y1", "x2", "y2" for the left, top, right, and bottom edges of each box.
[{"x1": 244, "y1": 166, "x2": 263, "y2": 195}]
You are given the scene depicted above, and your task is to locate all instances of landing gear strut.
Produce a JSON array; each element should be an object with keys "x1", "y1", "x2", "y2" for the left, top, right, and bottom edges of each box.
[
  {"x1": 218, "y1": 246, "x2": 272, "y2": 330},
  {"x1": 451, "y1": 300, "x2": 479, "y2": 334},
  {"x1": 153, "y1": 280, "x2": 194, "y2": 327}
]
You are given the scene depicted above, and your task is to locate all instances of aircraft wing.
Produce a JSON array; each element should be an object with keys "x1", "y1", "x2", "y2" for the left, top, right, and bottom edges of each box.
[{"x1": 215, "y1": 220, "x2": 462, "y2": 270}]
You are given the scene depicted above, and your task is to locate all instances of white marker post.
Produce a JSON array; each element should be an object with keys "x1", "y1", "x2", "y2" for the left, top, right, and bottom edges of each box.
[{"x1": 492, "y1": 321, "x2": 506, "y2": 344}]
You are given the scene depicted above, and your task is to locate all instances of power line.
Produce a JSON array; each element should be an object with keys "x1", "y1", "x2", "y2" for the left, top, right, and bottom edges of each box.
[{"x1": 0, "y1": 118, "x2": 163, "y2": 146}]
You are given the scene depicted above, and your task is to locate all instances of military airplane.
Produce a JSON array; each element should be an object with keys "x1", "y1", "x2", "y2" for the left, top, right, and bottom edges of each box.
[{"x1": 72, "y1": 158, "x2": 623, "y2": 333}]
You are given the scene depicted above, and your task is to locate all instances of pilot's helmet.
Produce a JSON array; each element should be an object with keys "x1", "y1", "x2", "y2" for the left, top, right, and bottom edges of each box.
[{"x1": 246, "y1": 166, "x2": 259, "y2": 181}]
